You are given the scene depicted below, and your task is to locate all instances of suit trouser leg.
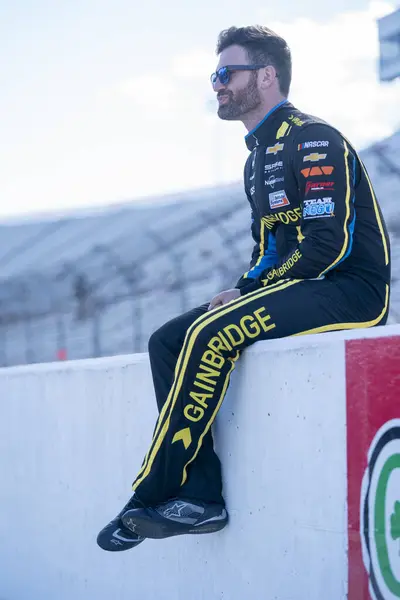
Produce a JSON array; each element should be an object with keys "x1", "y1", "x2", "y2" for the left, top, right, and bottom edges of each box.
[
  {"x1": 133, "y1": 276, "x2": 389, "y2": 506},
  {"x1": 146, "y1": 303, "x2": 225, "y2": 504}
]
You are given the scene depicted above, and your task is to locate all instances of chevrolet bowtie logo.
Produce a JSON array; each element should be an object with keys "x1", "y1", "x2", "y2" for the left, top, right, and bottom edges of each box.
[
  {"x1": 266, "y1": 143, "x2": 284, "y2": 155},
  {"x1": 303, "y1": 153, "x2": 327, "y2": 162}
]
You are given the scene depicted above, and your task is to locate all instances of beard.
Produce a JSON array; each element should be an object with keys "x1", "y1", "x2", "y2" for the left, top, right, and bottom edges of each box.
[{"x1": 217, "y1": 72, "x2": 262, "y2": 121}]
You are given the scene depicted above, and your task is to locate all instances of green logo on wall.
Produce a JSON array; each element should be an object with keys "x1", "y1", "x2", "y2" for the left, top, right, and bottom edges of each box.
[{"x1": 361, "y1": 420, "x2": 400, "y2": 599}]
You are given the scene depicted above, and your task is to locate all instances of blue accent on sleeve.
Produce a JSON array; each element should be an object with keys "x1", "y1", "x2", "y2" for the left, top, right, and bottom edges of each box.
[
  {"x1": 245, "y1": 100, "x2": 288, "y2": 140},
  {"x1": 332, "y1": 154, "x2": 357, "y2": 268},
  {"x1": 340, "y1": 209, "x2": 356, "y2": 263},
  {"x1": 245, "y1": 233, "x2": 278, "y2": 279}
]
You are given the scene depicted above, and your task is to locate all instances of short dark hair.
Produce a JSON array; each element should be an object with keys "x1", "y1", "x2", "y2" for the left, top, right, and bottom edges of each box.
[{"x1": 216, "y1": 25, "x2": 292, "y2": 97}]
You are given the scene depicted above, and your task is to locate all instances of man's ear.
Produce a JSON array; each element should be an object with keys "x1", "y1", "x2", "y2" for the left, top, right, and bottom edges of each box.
[{"x1": 259, "y1": 65, "x2": 278, "y2": 90}]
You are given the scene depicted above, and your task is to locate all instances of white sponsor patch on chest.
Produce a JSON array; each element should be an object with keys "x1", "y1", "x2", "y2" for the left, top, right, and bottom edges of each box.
[{"x1": 269, "y1": 190, "x2": 290, "y2": 209}]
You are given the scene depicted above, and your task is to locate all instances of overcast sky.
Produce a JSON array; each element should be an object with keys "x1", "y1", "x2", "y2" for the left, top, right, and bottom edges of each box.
[{"x1": 1, "y1": 0, "x2": 399, "y2": 220}]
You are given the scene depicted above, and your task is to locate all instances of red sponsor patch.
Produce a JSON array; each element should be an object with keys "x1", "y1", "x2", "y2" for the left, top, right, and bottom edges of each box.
[{"x1": 305, "y1": 181, "x2": 335, "y2": 195}]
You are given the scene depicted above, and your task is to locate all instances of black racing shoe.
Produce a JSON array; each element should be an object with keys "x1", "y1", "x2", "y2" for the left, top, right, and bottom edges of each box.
[
  {"x1": 97, "y1": 494, "x2": 146, "y2": 552},
  {"x1": 121, "y1": 498, "x2": 228, "y2": 540}
]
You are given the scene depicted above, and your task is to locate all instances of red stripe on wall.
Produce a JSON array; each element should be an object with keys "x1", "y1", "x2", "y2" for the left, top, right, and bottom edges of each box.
[{"x1": 346, "y1": 335, "x2": 400, "y2": 600}]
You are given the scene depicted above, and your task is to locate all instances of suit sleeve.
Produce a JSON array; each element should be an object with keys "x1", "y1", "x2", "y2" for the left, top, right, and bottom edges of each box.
[
  {"x1": 235, "y1": 202, "x2": 279, "y2": 290},
  {"x1": 239, "y1": 124, "x2": 358, "y2": 294}
]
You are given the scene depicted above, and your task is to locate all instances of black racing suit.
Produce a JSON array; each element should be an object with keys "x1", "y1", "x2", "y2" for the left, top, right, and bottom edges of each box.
[
  {"x1": 235, "y1": 100, "x2": 390, "y2": 297},
  {"x1": 131, "y1": 101, "x2": 391, "y2": 508}
]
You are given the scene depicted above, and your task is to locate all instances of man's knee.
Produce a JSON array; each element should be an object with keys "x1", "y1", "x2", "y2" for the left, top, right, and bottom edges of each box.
[
  {"x1": 148, "y1": 318, "x2": 186, "y2": 356},
  {"x1": 148, "y1": 322, "x2": 171, "y2": 355}
]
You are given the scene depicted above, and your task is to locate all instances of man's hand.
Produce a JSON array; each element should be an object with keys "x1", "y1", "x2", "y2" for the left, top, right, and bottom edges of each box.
[{"x1": 208, "y1": 288, "x2": 241, "y2": 311}]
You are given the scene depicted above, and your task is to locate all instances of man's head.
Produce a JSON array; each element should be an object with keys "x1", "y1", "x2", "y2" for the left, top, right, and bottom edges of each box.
[{"x1": 212, "y1": 26, "x2": 292, "y2": 125}]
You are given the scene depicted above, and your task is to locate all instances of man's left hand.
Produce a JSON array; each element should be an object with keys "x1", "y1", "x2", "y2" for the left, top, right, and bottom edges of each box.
[{"x1": 208, "y1": 288, "x2": 241, "y2": 311}]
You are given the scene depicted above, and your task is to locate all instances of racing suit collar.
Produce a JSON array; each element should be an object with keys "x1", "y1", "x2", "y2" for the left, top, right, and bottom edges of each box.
[{"x1": 245, "y1": 100, "x2": 292, "y2": 151}]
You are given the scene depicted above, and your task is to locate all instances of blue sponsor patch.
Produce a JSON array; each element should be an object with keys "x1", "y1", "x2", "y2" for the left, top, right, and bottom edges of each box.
[{"x1": 303, "y1": 197, "x2": 335, "y2": 219}]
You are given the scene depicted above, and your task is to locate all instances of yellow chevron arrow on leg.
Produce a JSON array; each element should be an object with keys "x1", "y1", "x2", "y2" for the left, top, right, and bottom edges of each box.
[{"x1": 172, "y1": 427, "x2": 192, "y2": 449}]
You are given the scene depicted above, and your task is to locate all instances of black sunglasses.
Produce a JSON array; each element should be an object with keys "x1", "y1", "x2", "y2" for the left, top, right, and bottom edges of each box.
[{"x1": 210, "y1": 65, "x2": 268, "y2": 86}]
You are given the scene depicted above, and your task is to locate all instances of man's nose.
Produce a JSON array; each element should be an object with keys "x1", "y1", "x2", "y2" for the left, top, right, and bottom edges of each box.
[{"x1": 213, "y1": 78, "x2": 226, "y2": 92}]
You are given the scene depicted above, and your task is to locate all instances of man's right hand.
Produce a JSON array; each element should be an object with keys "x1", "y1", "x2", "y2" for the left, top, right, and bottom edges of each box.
[{"x1": 208, "y1": 288, "x2": 241, "y2": 311}]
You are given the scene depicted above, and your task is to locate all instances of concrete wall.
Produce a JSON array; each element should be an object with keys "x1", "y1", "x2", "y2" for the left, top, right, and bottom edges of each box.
[{"x1": 0, "y1": 324, "x2": 399, "y2": 600}]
